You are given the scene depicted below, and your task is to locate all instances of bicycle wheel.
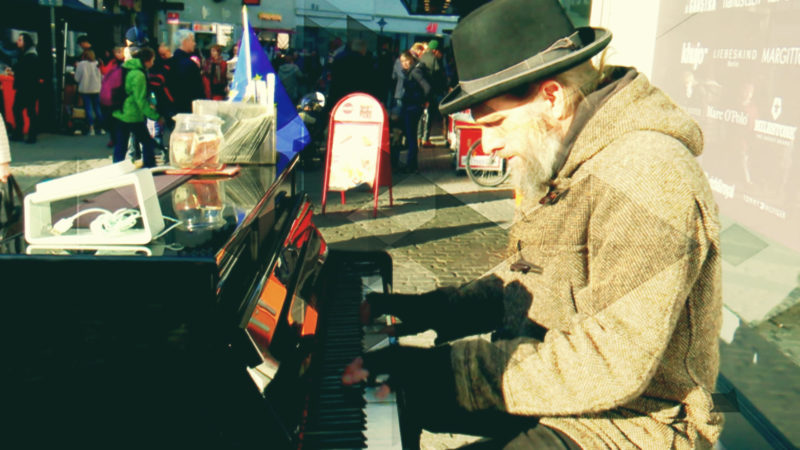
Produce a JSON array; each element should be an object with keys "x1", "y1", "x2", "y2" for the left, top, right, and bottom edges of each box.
[{"x1": 465, "y1": 139, "x2": 510, "y2": 187}]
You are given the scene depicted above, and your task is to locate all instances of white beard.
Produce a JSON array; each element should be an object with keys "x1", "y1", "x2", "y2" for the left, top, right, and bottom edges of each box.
[{"x1": 499, "y1": 112, "x2": 565, "y2": 215}]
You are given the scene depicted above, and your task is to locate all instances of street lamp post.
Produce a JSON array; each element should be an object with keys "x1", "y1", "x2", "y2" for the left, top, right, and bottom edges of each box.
[{"x1": 39, "y1": 0, "x2": 63, "y2": 129}]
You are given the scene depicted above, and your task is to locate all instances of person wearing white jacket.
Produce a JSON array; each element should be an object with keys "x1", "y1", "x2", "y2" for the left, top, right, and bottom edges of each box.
[
  {"x1": 74, "y1": 49, "x2": 104, "y2": 135},
  {"x1": 0, "y1": 120, "x2": 11, "y2": 183}
]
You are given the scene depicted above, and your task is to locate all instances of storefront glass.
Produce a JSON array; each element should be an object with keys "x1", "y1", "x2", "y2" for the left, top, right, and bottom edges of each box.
[{"x1": 652, "y1": 1, "x2": 800, "y2": 447}]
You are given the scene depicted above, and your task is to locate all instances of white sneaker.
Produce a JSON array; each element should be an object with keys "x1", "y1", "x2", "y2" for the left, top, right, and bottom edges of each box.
[
  {"x1": 99, "y1": 129, "x2": 106, "y2": 135},
  {"x1": 89, "y1": 129, "x2": 95, "y2": 136}
]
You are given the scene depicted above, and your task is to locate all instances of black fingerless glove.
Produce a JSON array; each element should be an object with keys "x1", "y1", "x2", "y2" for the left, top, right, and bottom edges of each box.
[
  {"x1": 362, "y1": 345, "x2": 538, "y2": 437},
  {"x1": 366, "y1": 288, "x2": 504, "y2": 344},
  {"x1": 362, "y1": 345, "x2": 459, "y2": 432}
]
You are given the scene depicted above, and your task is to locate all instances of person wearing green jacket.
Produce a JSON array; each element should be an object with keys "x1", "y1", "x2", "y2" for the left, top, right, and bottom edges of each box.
[{"x1": 112, "y1": 47, "x2": 161, "y2": 168}]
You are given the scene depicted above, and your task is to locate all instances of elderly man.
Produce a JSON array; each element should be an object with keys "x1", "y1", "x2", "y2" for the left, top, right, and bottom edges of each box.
[
  {"x1": 342, "y1": 0, "x2": 723, "y2": 448},
  {"x1": 168, "y1": 29, "x2": 204, "y2": 114}
]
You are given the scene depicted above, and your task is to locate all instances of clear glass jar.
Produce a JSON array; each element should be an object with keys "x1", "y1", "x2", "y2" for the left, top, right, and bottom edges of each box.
[
  {"x1": 169, "y1": 114, "x2": 224, "y2": 169},
  {"x1": 171, "y1": 179, "x2": 226, "y2": 231}
]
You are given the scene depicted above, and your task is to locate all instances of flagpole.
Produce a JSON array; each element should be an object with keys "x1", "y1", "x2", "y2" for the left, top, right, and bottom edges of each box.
[{"x1": 242, "y1": 6, "x2": 252, "y2": 83}]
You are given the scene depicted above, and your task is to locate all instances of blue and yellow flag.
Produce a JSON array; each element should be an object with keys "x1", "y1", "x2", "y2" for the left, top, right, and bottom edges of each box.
[{"x1": 229, "y1": 6, "x2": 309, "y2": 167}]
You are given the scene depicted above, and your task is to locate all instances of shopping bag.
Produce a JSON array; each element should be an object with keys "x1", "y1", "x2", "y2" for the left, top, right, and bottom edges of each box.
[{"x1": 0, "y1": 174, "x2": 24, "y2": 229}]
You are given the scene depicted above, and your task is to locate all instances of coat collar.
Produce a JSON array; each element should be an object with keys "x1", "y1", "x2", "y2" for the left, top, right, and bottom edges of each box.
[{"x1": 548, "y1": 68, "x2": 703, "y2": 195}]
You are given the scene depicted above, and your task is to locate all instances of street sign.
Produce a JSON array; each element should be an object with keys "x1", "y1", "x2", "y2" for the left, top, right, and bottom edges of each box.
[
  {"x1": 192, "y1": 22, "x2": 216, "y2": 33},
  {"x1": 38, "y1": 0, "x2": 63, "y2": 6}
]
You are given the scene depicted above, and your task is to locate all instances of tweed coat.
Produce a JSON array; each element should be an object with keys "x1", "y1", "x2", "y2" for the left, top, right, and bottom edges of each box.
[{"x1": 444, "y1": 70, "x2": 724, "y2": 449}]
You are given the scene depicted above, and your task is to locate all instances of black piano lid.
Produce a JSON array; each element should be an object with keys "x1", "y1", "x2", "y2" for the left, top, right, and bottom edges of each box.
[{"x1": 0, "y1": 154, "x2": 299, "y2": 261}]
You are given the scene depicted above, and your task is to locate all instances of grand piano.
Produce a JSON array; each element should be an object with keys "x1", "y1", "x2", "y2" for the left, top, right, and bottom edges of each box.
[{"x1": 0, "y1": 157, "x2": 418, "y2": 449}]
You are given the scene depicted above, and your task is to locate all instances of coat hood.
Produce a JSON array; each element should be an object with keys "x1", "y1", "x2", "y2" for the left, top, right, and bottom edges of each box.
[
  {"x1": 557, "y1": 68, "x2": 704, "y2": 183},
  {"x1": 122, "y1": 57, "x2": 144, "y2": 71}
]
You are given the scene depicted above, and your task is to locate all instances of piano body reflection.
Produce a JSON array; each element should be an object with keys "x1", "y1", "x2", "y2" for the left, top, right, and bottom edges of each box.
[{"x1": 0, "y1": 157, "x2": 417, "y2": 449}]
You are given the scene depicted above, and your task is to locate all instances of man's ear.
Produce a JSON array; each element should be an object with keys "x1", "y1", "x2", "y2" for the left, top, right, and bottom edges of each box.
[{"x1": 539, "y1": 80, "x2": 567, "y2": 120}]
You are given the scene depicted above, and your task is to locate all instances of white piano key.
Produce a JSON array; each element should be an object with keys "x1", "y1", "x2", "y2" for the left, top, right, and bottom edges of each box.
[{"x1": 364, "y1": 387, "x2": 403, "y2": 449}]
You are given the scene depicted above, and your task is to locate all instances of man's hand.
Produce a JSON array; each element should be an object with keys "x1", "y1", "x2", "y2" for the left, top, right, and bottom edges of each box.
[
  {"x1": 0, "y1": 162, "x2": 10, "y2": 183},
  {"x1": 342, "y1": 345, "x2": 458, "y2": 429},
  {"x1": 341, "y1": 345, "x2": 539, "y2": 436},
  {"x1": 341, "y1": 356, "x2": 392, "y2": 399}
]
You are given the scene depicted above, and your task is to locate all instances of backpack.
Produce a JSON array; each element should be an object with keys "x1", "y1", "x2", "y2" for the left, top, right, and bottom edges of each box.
[
  {"x1": 100, "y1": 65, "x2": 129, "y2": 110},
  {"x1": 148, "y1": 62, "x2": 175, "y2": 118}
]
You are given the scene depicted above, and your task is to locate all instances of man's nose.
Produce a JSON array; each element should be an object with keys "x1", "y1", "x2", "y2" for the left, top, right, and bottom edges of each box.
[{"x1": 480, "y1": 127, "x2": 505, "y2": 153}]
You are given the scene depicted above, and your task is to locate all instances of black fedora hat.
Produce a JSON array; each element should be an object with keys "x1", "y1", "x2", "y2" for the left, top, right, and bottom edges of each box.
[{"x1": 439, "y1": 0, "x2": 612, "y2": 115}]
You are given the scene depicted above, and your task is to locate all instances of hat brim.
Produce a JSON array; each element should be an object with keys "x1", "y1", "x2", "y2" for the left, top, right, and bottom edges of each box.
[{"x1": 439, "y1": 27, "x2": 611, "y2": 116}]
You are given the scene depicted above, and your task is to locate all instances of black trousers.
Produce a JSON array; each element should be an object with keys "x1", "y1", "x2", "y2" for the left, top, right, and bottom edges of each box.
[{"x1": 113, "y1": 120, "x2": 156, "y2": 168}]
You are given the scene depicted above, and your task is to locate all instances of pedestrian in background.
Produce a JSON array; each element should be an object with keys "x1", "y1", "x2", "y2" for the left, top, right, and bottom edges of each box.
[
  {"x1": 99, "y1": 45, "x2": 125, "y2": 147},
  {"x1": 168, "y1": 30, "x2": 205, "y2": 114},
  {"x1": 419, "y1": 39, "x2": 447, "y2": 146},
  {"x1": 74, "y1": 49, "x2": 104, "y2": 136},
  {"x1": 101, "y1": 45, "x2": 124, "y2": 75},
  {"x1": 123, "y1": 26, "x2": 146, "y2": 61},
  {"x1": 0, "y1": 120, "x2": 11, "y2": 183},
  {"x1": 398, "y1": 50, "x2": 430, "y2": 173},
  {"x1": 202, "y1": 44, "x2": 228, "y2": 100},
  {"x1": 112, "y1": 47, "x2": 162, "y2": 168},
  {"x1": 302, "y1": 48, "x2": 323, "y2": 94},
  {"x1": 9, "y1": 33, "x2": 39, "y2": 144},
  {"x1": 328, "y1": 39, "x2": 374, "y2": 108},
  {"x1": 277, "y1": 51, "x2": 304, "y2": 105},
  {"x1": 225, "y1": 43, "x2": 238, "y2": 89},
  {"x1": 77, "y1": 35, "x2": 103, "y2": 67}
]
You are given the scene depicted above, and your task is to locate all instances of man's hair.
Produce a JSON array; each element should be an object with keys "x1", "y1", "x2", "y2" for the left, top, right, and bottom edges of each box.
[
  {"x1": 400, "y1": 50, "x2": 417, "y2": 63},
  {"x1": 552, "y1": 53, "x2": 608, "y2": 115},
  {"x1": 350, "y1": 39, "x2": 367, "y2": 54},
  {"x1": 173, "y1": 29, "x2": 194, "y2": 48},
  {"x1": 19, "y1": 33, "x2": 34, "y2": 51},
  {"x1": 134, "y1": 47, "x2": 155, "y2": 63},
  {"x1": 504, "y1": 51, "x2": 608, "y2": 117},
  {"x1": 410, "y1": 42, "x2": 425, "y2": 57},
  {"x1": 77, "y1": 35, "x2": 90, "y2": 45},
  {"x1": 81, "y1": 49, "x2": 96, "y2": 62}
]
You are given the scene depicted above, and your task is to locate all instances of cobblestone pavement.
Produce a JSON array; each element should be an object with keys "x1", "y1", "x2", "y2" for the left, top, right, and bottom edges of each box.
[{"x1": 7, "y1": 132, "x2": 113, "y2": 194}]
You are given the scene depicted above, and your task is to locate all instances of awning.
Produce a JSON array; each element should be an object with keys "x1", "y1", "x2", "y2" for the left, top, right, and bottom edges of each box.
[
  {"x1": 400, "y1": 0, "x2": 488, "y2": 16},
  {"x1": 16, "y1": 0, "x2": 119, "y2": 16}
]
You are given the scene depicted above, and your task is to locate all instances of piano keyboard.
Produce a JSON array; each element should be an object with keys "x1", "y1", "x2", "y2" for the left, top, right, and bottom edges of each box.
[{"x1": 301, "y1": 261, "x2": 403, "y2": 449}]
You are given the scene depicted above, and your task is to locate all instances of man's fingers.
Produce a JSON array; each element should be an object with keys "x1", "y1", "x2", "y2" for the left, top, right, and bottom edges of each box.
[
  {"x1": 375, "y1": 383, "x2": 392, "y2": 400},
  {"x1": 341, "y1": 357, "x2": 369, "y2": 385}
]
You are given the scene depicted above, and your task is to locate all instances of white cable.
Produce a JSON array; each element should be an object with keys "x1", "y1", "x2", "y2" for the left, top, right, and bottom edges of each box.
[
  {"x1": 50, "y1": 208, "x2": 113, "y2": 235},
  {"x1": 152, "y1": 216, "x2": 183, "y2": 240},
  {"x1": 50, "y1": 207, "x2": 184, "y2": 242},
  {"x1": 89, "y1": 208, "x2": 141, "y2": 235},
  {"x1": 50, "y1": 208, "x2": 141, "y2": 236}
]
